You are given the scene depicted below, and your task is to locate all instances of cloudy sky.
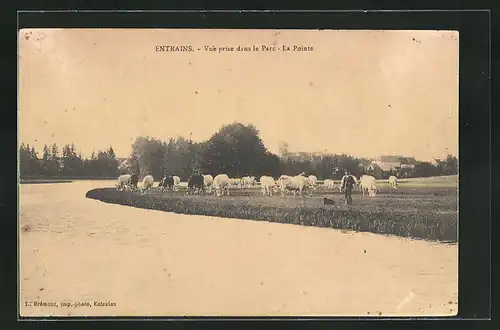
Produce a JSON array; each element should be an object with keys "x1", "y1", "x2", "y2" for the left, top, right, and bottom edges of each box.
[{"x1": 19, "y1": 29, "x2": 458, "y2": 161}]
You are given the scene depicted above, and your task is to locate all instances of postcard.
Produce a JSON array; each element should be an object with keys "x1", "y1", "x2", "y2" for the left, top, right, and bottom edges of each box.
[{"x1": 18, "y1": 28, "x2": 458, "y2": 317}]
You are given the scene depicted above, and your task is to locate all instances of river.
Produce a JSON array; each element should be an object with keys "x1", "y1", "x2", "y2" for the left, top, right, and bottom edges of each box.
[{"x1": 19, "y1": 180, "x2": 458, "y2": 317}]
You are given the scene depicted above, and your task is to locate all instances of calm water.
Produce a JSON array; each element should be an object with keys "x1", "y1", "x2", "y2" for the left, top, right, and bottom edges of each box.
[
  {"x1": 20, "y1": 180, "x2": 121, "y2": 235},
  {"x1": 19, "y1": 180, "x2": 458, "y2": 317}
]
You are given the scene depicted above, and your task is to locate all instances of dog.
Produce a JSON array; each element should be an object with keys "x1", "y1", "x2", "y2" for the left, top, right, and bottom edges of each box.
[{"x1": 323, "y1": 197, "x2": 336, "y2": 205}]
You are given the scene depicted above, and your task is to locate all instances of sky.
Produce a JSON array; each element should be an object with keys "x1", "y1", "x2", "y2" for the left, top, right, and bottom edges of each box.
[{"x1": 18, "y1": 29, "x2": 458, "y2": 161}]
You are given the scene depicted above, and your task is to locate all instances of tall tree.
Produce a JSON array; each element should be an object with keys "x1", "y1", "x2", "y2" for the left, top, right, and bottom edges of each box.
[
  {"x1": 45, "y1": 143, "x2": 60, "y2": 176},
  {"x1": 29, "y1": 146, "x2": 40, "y2": 175},
  {"x1": 19, "y1": 143, "x2": 30, "y2": 178},
  {"x1": 443, "y1": 154, "x2": 458, "y2": 175},
  {"x1": 19, "y1": 143, "x2": 41, "y2": 178},
  {"x1": 106, "y1": 146, "x2": 119, "y2": 177},
  {"x1": 201, "y1": 122, "x2": 268, "y2": 177},
  {"x1": 131, "y1": 137, "x2": 152, "y2": 178},
  {"x1": 415, "y1": 161, "x2": 439, "y2": 177}
]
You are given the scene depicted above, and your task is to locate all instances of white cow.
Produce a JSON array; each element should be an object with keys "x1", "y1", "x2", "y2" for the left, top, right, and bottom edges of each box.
[
  {"x1": 203, "y1": 174, "x2": 214, "y2": 193},
  {"x1": 259, "y1": 175, "x2": 278, "y2": 196},
  {"x1": 339, "y1": 175, "x2": 359, "y2": 192},
  {"x1": 173, "y1": 176, "x2": 181, "y2": 191},
  {"x1": 307, "y1": 175, "x2": 318, "y2": 192},
  {"x1": 388, "y1": 175, "x2": 398, "y2": 189},
  {"x1": 115, "y1": 174, "x2": 131, "y2": 191},
  {"x1": 242, "y1": 176, "x2": 256, "y2": 187},
  {"x1": 359, "y1": 175, "x2": 378, "y2": 197},
  {"x1": 140, "y1": 175, "x2": 155, "y2": 194},
  {"x1": 229, "y1": 178, "x2": 243, "y2": 188},
  {"x1": 277, "y1": 175, "x2": 312, "y2": 197},
  {"x1": 323, "y1": 179, "x2": 335, "y2": 189},
  {"x1": 213, "y1": 174, "x2": 231, "y2": 197}
]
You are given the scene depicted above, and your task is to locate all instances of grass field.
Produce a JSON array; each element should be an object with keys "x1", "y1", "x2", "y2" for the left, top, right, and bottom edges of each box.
[{"x1": 86, "y1": 175, "x2": 458, "y2": 243}]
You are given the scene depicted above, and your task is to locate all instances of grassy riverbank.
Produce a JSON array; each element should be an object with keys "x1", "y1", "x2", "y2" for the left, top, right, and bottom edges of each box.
[{"x1": 86, "y1": 185, "x2": 457, "y2": 242}]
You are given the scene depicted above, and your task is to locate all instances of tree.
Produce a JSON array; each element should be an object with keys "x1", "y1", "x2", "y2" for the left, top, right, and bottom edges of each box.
[
  {"x1": 259, "y1": 151, "x2": 283, "y2": 177},
  {"x1": 29, "y1": 146, "x2": 40, "y2": 175},
  {"x1": 106, "y1": 146, "x2": 119, "y2": 177},
  {"x1": 61, "y1": 144, "x2": 71, "y2": 175},
  {"x1": 19, "y1": 143, "x2": 30, "y2": 178},
  {"x1": 443, "y1": 155, "x2": 458, "y2": 175},
  {"x1": 47, "y1": 143, "x2": 61, "y2": 175},
  {"x1": 60, "y1": 143, "x2": 85, "y2": 176},
  {"x1": 40, "y1": 144, "x2": 51, "y2": 175},
  {"x1": 335, "y1": 154, "x2": 363, "y2": 178},
  {"x1": 131, "y1": 137, "x2": 166, "y2": 179},
  {"x1": 201, "y1": 122, "x2": 268, "y2": 177},
  {"x1": 19, "y1": 143, "x2": 41, "y2": 178},
  {"x1": 87, "y1": 147, "x2": 120, "y2": 177},
  {"x1": 415, "y1": 161, "x2": 439, "y2": 177},
  {"x1": 50, "y1": 143, "x2": 59, "y2": 160}
]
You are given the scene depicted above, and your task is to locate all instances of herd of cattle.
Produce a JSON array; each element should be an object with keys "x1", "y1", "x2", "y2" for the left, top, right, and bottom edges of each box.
[{"x1": 115, "y1": 172, "x2": 399, "y2": 198}]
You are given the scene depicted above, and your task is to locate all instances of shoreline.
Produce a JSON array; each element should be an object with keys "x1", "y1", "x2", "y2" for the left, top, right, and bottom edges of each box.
[
  {"x1": 20, "y1": 178, "x2": 117, "y2": 184},
  {"x1": 20, "y1": 179, "x2": 74, "y2": 184},
  {"x1": 85, "y1": 188, "x2": 458, "y2": 243}
]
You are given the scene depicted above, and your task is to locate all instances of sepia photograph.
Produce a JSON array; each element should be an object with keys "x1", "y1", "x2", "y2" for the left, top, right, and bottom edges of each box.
[{"x1": 18, "y1": 28, "x2": 459, "y2": 317}]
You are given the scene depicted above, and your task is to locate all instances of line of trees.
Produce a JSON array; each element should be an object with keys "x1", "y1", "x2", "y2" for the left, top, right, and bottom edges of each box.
[
  {"x1": 19, "y1": 142, "x2": 119, "y2": 179},
  {"x1": 127, "y1": 124, "x2": 284, "y2": 180},
  {"x1": 19, "y1": 122, "x2": 458, "y2": 180},
  {"x1": 123, "y1": 122, "x2": 458, "y2": 181}
]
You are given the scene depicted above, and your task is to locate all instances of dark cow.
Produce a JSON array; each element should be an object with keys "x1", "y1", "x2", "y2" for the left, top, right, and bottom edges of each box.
[
  {"x1": 187, "y1": 174, "x2": 204, "y2": 195},
  {"x1": 129, "y1": 174, "x2": 139, "y2": 191},
  {"x1": 158, "y1": 176, "x2": 175, "y2": 192}
]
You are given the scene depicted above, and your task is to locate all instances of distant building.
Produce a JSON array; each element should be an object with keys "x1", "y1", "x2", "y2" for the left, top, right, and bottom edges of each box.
[
  {"x1": 369, "y1": 155, "x2": 403, "y2": 172},
  {"x1": 366, "y1": 155, "x2": 418, "y2": 173},
  {"x1": 399, "y1": 157, "x2": 418, "y2": 169},
  {"x1": 281, "y1": 150, "x2": 335, "y2": 162}
]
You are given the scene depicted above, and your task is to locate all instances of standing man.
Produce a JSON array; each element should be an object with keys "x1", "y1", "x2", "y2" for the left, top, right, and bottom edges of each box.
[{"x1": 340, "y1": 170, "x2": 355, "y2": 205}]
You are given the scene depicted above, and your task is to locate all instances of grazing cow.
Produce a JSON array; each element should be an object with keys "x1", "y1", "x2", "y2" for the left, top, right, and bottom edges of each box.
[
  {"x1": 213, "y1": 174, "x2": 230, "y2": 197},
  {"x1": 259, "y1": 175, "x2": 278, "y2": 196},
  {"x1": 277, "y1": 175, "x2": 312, "y2": 197},
  {"x1": 158, "y1": 176, "x2": 175, "y2": 192},
  {"x1": 359, "y1": 175, "x2": 379, "y2": 197},
  {"x1": 323, "y1": 179, "x2": 335, "y2": 189},
  {"x1": 187, "y1": 174, "x2": 205, "y2": 195},
  {"x1": 172, "y1": 176, "x2": 181, "y2": 191},
  {"x1": 307, "y1": 175, "x2": 318, "y2": 185},
  {"x1": 229, "y1": 178, "x2": 243, "y2": 188},
  {"x1": 307, "y1": 175, "x2": 318, "y2": 192},
  {"x1": 242, "y1": 176, "x2": 257, "y2": 187},
  {"x1": 116, "y1": 174, "x2": 131, "y2": 191},
  {"x1": 388, "y1": 175, "x2": 398, "y2": 189},
  {"x1": 339, "y1": 175, "x2": 358, "y2": 192},
  {"x1": 140, "y1": 175, "x2": 155, "y2": 194},
  {"x1": 128, "y1": 174, "x2": 139, "y2": 191},
  {"x1": 203, "y1": 174, "x2": 214, "y2": 193}
]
